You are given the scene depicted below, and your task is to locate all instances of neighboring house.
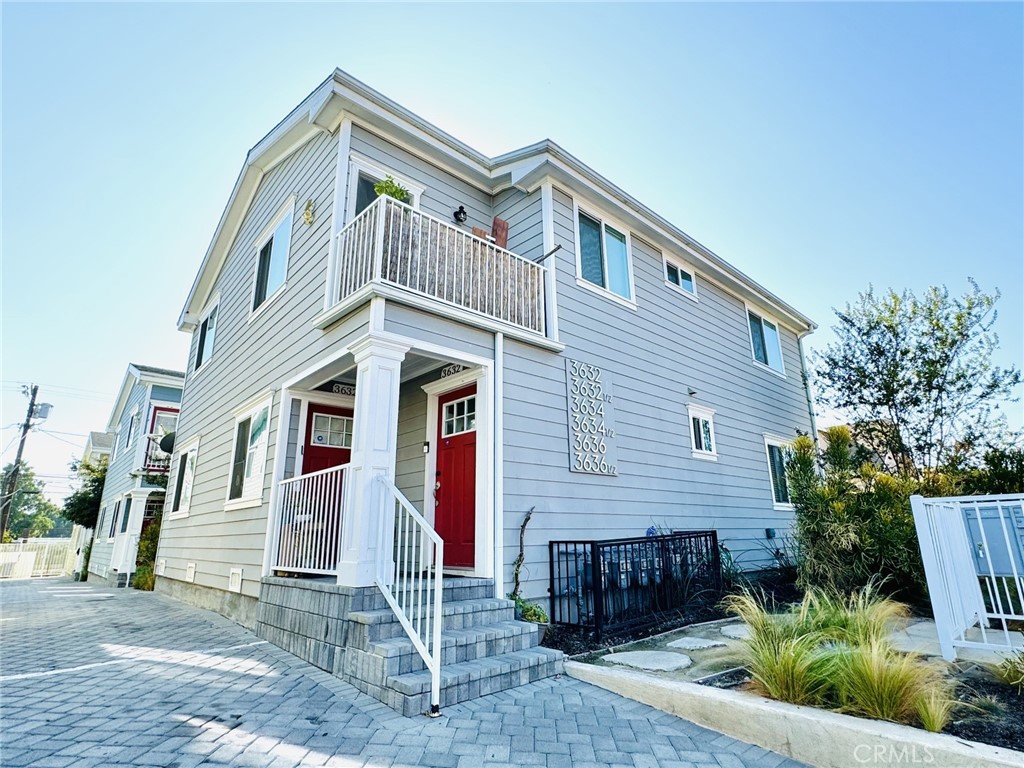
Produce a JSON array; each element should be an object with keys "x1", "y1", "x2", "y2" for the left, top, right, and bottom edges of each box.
[
  {"x1": 157, "y1": 69, "x2": 817, "y2": 714},
  {"x1": 88, "y1": 364, "x2": 183, "y2": 587},
  {"x1": 70, "y1": 431, "x2": 114, "y2": 579}
]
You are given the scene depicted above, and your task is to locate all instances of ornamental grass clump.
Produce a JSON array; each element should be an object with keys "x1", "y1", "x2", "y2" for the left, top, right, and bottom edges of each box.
[
  {"x1": 724, "y1": 586, "x2": 955, "y2": 732},
  {"x1": 994, "y1": 649, "x2": 1024, "y2": 694}
]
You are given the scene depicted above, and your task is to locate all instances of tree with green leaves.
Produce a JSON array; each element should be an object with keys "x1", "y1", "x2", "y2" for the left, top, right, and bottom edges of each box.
[
  {"x1": 60, "y1": 459, "x2": 108, "y2": 529},
  {"x1": 0, "y1": 463, "x2": 66, "y2": 541},
  {"x1": 814, "y1": 280, "x2": 1020, "y2": 478}
]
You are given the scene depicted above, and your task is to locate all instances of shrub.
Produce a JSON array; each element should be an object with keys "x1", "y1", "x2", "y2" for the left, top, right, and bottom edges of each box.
[
  {"x1": 373, "y1": 175, "x2": 410, "y2": 202},
  {"x1": 786, "y1": 428, "x2": 932, "y2": 601},
  {"x1": 133, "y1": 564, "x2": 155, "y2": 591},
  {"x1": 835, "y1": 640, "x2": 947, "y2": 726},
  {"x1": 133, "y1": 521, "x2": 161, "y2": 592}
]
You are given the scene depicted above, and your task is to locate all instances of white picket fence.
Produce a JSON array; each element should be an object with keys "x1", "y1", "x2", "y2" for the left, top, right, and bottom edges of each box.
[
  {"x1": 911, "y1": 493, "x2": 1024, "y2": 659},
  {"x1": 0, "y1": 538, "x2": 75, "y2": 579}
]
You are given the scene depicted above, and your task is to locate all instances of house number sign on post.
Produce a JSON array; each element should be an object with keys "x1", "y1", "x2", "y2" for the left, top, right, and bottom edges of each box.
[{"x1": 565, "y1": 359, "x2": 618, "y2": 475}]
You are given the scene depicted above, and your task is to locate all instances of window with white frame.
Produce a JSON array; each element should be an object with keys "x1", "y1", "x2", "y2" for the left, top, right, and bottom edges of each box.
[
  {"x1": 687, "y1": 404, "x2": 717, "y2": 460},
  {"x1": 252, "y1": 202, "x2": 294, "y2": 312},
  {"x1": 576, "y1": 208, "x2": 633, "y2": 301},
  {"x1": 228, "y1": 397, "x2": 272, "y2": 504},
  {"x1": 194, "y1": 302, "x2": 218, "y2": 371},
  {"x1": 144, "y1": 407, "x2": 178, "y2": 469},
  {"x1": 664, "y1": 257, "x2": 696, "y2": 298},
  {"x1": 442, "y1": 396, "x2": 477, "y2": 437},
  {"x1": 124, "y1": 409, "x2": 138, "y2": 452},
  {"x1": 111, "y1": 426, "x2": 121, "y2": 462},
  {"x1": 348, "y1": 157, "x2": 422, "y2": 220},
  {"x1": 764, "y1": 437, "x2": 792, "y2": 507},
  {"x1": 107, "y1": 499, "x2": 121, "y2": 539},
  {"x1": 748, "y1": 310, "x2": 785, "y2": 373},
  {"x1": 170, "y1": 438, "x2": 199, "y2": 517},
  {"x1": 119, "y1": 496, "x2": 133, "y2": 534},
  {"x1": 311, "y1": 414, "x2": 353, "y2": 448}
]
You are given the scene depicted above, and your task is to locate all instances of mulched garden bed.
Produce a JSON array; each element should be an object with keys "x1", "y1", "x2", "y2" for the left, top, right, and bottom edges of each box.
[
  {"x1": 945, "y1": 662, "x2": 1024, "y2": 753},
  {"x1": 541, "y1": 605, "x2": 726, "y2": 656},
  {"x1": 696, "y1": 658, "x2": 1023, "y2": 754}
]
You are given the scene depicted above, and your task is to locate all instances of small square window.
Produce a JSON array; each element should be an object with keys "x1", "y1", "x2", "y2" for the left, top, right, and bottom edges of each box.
[
  {"x1": 665, "y1": 259, "x2": 696, "y2": 295},
  {"x1": 442, "y1": 396, "x2": 477, "y2": 437}
]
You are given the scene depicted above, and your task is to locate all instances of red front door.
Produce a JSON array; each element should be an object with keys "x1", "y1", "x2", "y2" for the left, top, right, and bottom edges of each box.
[
  {"x1": 303, "y1": 404, "x2": 353, "y2": 473},
  {"x1": 435, "y1": 385, "x2": 477, "y2": 568}
]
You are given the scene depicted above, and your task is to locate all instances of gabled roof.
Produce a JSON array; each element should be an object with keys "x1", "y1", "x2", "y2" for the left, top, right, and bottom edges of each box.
[
  {"x1": 179, "y1": 68, "x2": 815, "y2": 333},
  {"x1": 105, "y1": 364, "x2": 185, "y2": 432},
  {"x1": 86, "y1": 431, "x2": 113, "y2": 452}
]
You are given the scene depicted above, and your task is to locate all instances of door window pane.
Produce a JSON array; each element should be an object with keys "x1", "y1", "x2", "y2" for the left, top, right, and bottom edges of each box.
[
  {"x1": 354, "y1": 173, "x2": 379, "y2": 217},
  {"x1": 312, "y1": 414, "x2": 352, "y2": 448},
  {"x1": 443, "y1": 396, "x2": 477, "y2": 437}
]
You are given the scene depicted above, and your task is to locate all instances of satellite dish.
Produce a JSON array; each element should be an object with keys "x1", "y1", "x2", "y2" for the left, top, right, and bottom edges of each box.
[{"x1": 159, "y1": 432, "x2": 176, "y2": 454}]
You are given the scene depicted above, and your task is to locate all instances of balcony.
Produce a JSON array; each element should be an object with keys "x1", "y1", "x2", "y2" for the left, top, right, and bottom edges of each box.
[{"x1": 326, "y1": 195, "x2": 549, "y2": 337}]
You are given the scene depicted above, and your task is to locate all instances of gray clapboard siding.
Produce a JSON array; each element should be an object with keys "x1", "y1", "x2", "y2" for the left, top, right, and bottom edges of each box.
[
  {"x1": 500, "y1": 185, "x2": 813, "y2": 600},
  {"x1": 158, "y1": 129, "x2": 375, "y2": 599},
  {"x1": 350, "y1": 125, "x2": 493, "y2": 233},
  {"x1": 90, "y1": 379, "x2": 151, "y2": 577},
  {"x1": 494, "y1": 189, "x2": 544, "y2": 261},
  {"x1": 383, "y1": 304, "x2": 495, "y2": 360}
]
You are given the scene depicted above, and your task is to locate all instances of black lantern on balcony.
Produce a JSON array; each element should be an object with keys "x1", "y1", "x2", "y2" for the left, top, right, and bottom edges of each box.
[{"x1": 453, "y1": 205, "x2": 468, "y2": 224}]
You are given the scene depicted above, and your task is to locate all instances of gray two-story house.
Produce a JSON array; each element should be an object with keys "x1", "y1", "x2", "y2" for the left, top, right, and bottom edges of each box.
[
  {"x1": 89, "y1": 364, "x2": 182, "y2": 586},
  {"x1": 157, "y1": 69, "x2": 816, "y2": 715}
]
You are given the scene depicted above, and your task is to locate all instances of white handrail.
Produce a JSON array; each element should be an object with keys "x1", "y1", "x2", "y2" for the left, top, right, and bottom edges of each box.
[
  {"x1": 374, "y1": 474, "x2": 444, "y2": 715},
  {"x1": 274, "y1": 464, "x2": 348, "y2": 575}
]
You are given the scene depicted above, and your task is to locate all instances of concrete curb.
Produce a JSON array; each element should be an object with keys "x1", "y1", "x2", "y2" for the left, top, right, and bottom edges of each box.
[{"x1": 566, "y1": 661, "x2": 1023, "y2": 768}]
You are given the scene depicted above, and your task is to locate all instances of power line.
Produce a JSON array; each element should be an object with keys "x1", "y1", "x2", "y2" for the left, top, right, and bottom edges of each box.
[{"x1": 36, "y1": 431, "x2": 82, "y2": 448}]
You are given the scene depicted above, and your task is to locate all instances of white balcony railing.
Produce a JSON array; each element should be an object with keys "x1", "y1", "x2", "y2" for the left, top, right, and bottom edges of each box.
[
  {"x1": 273, "y1": 464, "x2": 348, "y2": 575},
  {"x1": 333, "y1": 195, "x2": 548, "y2": 335}
]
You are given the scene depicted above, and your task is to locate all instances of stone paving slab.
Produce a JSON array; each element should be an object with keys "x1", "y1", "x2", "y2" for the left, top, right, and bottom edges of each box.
[{"x1": 0, "y1": 579, "x2": 804, "y2": 767}]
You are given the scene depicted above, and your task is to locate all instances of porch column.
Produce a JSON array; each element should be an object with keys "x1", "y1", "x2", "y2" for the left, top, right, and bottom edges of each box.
[{"x1": 336, "y1": 336, "x2": 409, "y2": 587}]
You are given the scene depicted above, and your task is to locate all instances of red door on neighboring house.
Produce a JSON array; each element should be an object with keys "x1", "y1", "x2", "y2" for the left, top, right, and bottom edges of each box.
[
  {"x1": 303, "y1": 404, "x2": 353, "y2": 473},
  {"x1": 435, "y1": 385, "x2": 477, "y2": 568}
]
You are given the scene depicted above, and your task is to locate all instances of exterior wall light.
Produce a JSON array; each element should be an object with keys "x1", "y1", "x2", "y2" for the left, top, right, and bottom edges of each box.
[{"x1": 453, "y1": 206, "x2": 468, "y2": 224}]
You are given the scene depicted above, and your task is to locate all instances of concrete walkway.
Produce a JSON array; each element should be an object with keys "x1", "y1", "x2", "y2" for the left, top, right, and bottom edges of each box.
[{"x1": 0, "y1": 579, "x2": 804, "y2": 768}]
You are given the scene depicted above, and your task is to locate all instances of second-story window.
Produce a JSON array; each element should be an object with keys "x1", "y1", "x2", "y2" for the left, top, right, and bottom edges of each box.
[
  {"x1": 664, "y1": 256, "x2": 697, "y2": 299},
  {"x1": 748, "y1": 310, "x2": 785, "y2": 373},
  {"x1": 195, "y1": 303, "x2": 218, "y2": 371},
  {"x1": 252, "y1": 202, "x2": 293, "y2": 312},
  {"x1": 577, "y1": 209, "x2": 632, "y2": 301}
]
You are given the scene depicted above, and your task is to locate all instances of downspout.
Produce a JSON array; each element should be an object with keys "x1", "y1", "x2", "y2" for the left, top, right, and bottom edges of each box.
[
  {"x1": 797, "y1": 330, "x2": 819, "y2": 448},
  {"x1": 493, "y1": 331, "x2": 505, "y2": 599}
]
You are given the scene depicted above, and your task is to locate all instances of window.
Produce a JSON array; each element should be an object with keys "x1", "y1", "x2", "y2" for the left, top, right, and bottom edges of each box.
[
  {"x1": 764, "y1": 437, "x2": 793, "y2": 508},
  {"x1": 108, "y1": 499, "x2": 121, "y2": 539},
  {"x1": 311, "y1": 414, "x2": 353, "y2": 448},
  {"x1": 748, "y1": 310, "x2": 785, "y2": 373},
  {"x1": 664, "y1": 258, "x2": 697, "y2": 298},
  {"x1": 195, "y1": 303, "x2": 218, "y2": 371},
  {"x1": 442, "y1": 396, "x2": 477, "y2": 437},
  {"x1": 687, "y1": 404, "x2": 717, "y2": 460},
  {"x1": 577, "y1": 208, "x2": 632, "y2": 301},
  {"x1": 227, "y1": 397, "x2": 272, "y2": 505},
  {"x1": 111, "y1": 427, "x2": 121, "y2": 462},
  {"x1": 119, "y1": 496, "x2": 133, "y2": 534},
  {"x1": 171, "y1": 438, "x2": 200, "y2": 517},
  {"x1": 252, "y1": 203, "x2": 293, "y2": 311},
  {"x1": 124, "y1": 410, "x2": 138, "y2": 450},
  {"x1": 347, "y1": 157, "x2": 422, "y2": 221}
]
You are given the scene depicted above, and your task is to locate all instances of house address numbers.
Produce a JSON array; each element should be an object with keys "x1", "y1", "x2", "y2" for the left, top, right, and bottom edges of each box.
[{"x1": 566, "y1": 359, "x2": 618, "y2": 476}]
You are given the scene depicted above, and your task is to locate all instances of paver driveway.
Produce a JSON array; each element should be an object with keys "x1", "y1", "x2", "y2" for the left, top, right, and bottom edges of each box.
[{"x1": 0, "y1": 579, "x2": 804, "y2": 768}]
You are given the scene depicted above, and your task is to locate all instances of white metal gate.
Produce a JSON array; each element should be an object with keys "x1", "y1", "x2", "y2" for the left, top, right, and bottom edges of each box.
[
  {"x1": 911, "y1": 493, "x2": 1024, "y2": 659},
  {"x1": 0, "y1": 538, "x2": 75, "y2": 579}
]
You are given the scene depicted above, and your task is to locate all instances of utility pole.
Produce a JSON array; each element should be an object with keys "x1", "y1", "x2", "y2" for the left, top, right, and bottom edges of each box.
[{"x1": 0, "y1": 384, "x2": 39, "y2": 540}]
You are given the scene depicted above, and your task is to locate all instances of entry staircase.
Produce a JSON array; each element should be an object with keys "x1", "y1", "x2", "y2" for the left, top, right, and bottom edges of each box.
[{"x1": 257, "y1": 476, "x2": 562, "y2": 716}]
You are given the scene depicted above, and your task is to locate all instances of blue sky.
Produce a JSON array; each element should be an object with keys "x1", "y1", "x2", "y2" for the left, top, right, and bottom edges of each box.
[{"x1": 3, "y1": 2, "x2": 1022, "y2": 502}]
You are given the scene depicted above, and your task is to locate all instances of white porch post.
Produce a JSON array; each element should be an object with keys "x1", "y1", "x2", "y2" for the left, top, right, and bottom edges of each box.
[{"x1": 336, "y1": 335, "x2": 409, "y2": 587}]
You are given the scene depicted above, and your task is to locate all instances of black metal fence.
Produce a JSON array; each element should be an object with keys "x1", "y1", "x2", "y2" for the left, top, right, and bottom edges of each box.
[{"x1": 548, "y1": 531, "x2": 723, "y2": 640}]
